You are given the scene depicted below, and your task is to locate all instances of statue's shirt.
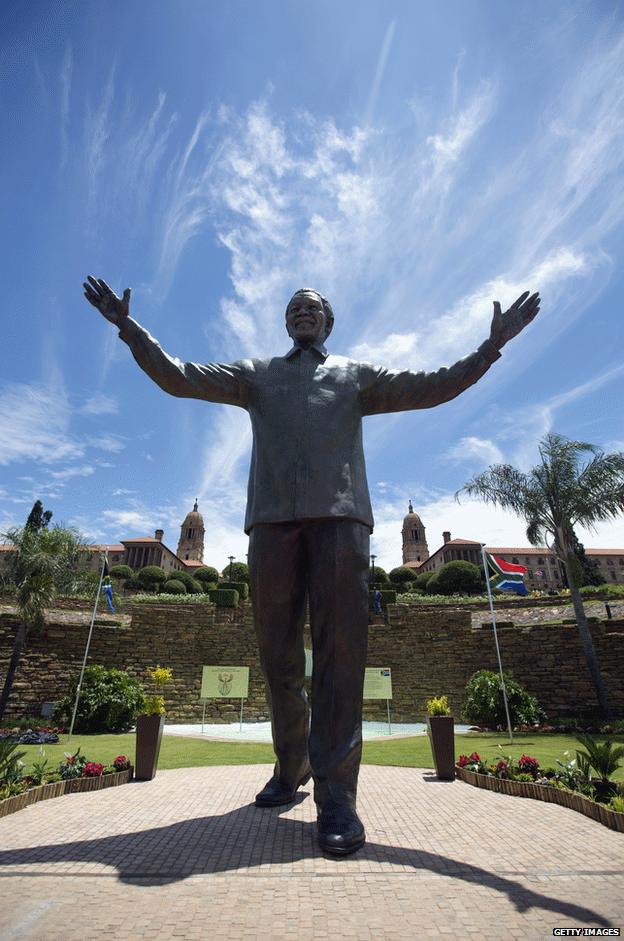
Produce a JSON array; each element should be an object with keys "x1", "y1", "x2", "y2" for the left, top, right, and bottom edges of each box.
[{"x1": 119, "y1": 318, "x2": 500, "y2": 533}]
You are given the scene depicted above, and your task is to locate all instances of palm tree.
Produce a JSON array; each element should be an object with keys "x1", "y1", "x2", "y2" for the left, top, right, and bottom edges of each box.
[
  {"x1": 458, "y1": 433, "x2": 624, "y2": 719},
  {"x1": 0, "y1": 506, "x2": 84, "y2": 723}
]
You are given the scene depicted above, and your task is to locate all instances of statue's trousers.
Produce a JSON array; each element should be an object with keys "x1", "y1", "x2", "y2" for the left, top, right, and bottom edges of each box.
[{"x1": 248, "y1": 518, "x2": 370, "y2": 810}]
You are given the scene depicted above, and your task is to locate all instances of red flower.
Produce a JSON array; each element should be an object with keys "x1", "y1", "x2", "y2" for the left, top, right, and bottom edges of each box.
[
  {"x1": 469, "y1": 752, "x2": 481, "y2": 762},
  {"x1": 458, "y1": 755, "x2": 470, "y2": 767},
  {"x1": 82, "y1": 762, "x2": 103, "y2": 777},
  {"x1": 517, "y1": 754, "x2": 539, "y2": 774}
]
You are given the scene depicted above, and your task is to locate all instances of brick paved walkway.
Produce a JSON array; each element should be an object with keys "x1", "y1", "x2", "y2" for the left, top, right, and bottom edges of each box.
[{"x1": 1, "y1": 765, "x2": 622, "y2": 940}]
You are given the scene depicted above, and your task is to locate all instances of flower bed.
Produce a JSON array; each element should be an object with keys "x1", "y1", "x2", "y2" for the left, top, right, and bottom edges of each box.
[
  {"x1": 0, "y1": 767, "x2": 133, "y2": 819},
  {"x1": 455, "y1": 752, "x2": 624, "y2": 833},
  {"x1": 1, "y1": 749, "x2": 134, "y2": 820}
]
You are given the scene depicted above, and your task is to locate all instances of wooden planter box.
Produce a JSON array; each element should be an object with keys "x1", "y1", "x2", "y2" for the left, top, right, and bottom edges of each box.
[
  {"x1": 455, "y1": 764, "x2": 624, "y2": 831},
  {"x1": 0, "y1": 767, "x2": 133, "y2": 820}
]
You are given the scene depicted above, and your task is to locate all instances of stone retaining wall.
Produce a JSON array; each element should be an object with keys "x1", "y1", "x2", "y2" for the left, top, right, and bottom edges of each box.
[{"x1": 1, "y1": 602, "x2": 623, "y2": 722}]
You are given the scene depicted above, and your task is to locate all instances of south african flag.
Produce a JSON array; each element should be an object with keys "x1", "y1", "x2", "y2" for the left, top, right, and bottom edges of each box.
[{"x1": 486, "y1": 554, "x2": 529, "y2": 596}]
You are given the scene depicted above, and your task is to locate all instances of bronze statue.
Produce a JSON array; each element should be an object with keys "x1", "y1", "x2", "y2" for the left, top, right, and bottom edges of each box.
[{"x1": 84, "y1": 276, "x2": 539, "y2": 855}]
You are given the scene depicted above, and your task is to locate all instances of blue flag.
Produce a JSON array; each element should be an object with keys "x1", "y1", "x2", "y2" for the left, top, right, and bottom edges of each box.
[{"x1": 103, "y1": 582, "x2": 115, "y2": 613}]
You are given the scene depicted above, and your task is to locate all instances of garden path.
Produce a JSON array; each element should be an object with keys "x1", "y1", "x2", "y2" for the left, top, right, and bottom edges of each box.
[{"x1": 0, "y1": 764, "x2": 621, "y2": 939}]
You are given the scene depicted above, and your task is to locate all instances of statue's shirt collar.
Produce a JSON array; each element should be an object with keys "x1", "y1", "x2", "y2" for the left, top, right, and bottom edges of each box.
[{"x1": 284, "y1": 340, "x2": 329, "y2": 361}]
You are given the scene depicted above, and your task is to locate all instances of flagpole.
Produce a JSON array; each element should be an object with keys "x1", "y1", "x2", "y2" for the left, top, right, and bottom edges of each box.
[
  {"x1": 68, "y1": 550, "x2": 108, "y2": 744},
  {"x1": 480, "y1": 544, "x2": 513, "y2": 744}
]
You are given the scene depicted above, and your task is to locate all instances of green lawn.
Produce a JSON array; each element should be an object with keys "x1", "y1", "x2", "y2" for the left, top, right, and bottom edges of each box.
[{"x1": 16, "y1": 731, "x2": 624, "y2": 780}]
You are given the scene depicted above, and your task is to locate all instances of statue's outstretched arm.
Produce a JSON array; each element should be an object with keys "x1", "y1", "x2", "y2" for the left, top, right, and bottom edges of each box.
[
  {"x1": 83, "y1": 276, "x2": 247, "y2": 407},
  {"x1": 360, "y1": 290, "x2": 540, "y2": 416}
]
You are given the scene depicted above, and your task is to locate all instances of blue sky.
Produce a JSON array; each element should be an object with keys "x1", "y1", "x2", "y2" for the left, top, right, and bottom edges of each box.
[{"x1": 1, "y1": 0, "x2": 624, "y2": 571}]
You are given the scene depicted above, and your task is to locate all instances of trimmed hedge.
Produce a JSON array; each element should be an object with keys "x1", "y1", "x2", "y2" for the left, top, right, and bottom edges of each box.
[
  {"x1": 166, "y1": 570, "x2": 202, "y2": 593},
  {"x1": 208, "y1": 588, "x2": 239, "y2": 607},
  {"x1": 163, "y1": 579, "x2": 186, "y2": 594},
  {"x1": 109, "y1": 564, "x2": 134, "y2": 580},
  {"x1": 389, "y1": 566, "x2": 417, "y2": 584},
  {"x1": 220, "y1": 580, "x2": 249, "y2": 600},
  {"x1": 136, "y1": 566, "x2": 167, "y2": 590},
  {"x1": 194, "y1": 566, "x2": 220, "y2": 585}
]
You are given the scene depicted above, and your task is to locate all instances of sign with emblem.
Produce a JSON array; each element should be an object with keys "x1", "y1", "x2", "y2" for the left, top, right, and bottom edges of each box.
[{"x1": 201, "y1": 666, "x2": 249, "y2": 699}]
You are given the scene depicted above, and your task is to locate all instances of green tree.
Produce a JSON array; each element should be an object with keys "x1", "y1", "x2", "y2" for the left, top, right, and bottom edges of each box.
[
  {"x1": 368, "y1": 565, "x2": 388, "y2": 586},
  {"x1": 435, "y1": 560, "x2": 483, "y2": 595},
  {"x1": 459, "y1": 432, "x2": 624, "y2": 718},
  {"x1": 0, "y1": 506, "x2": 85, "y2": 722},
  {"x1": 221, "y1": 561, "x2": 248, "y2": 583},
  {"x1": 569, "y1": 533, "x2": 606, "y2": 587},
  {"x1": 389, "y1": 566, "x2": 416, "y2": 585},
  {"x1": 24, "y1": 499, "x2": 53, "y2": 534},
  {"x1": 136, "y1": 565, "x2": 167, "y2": 592},
  {"x1": 413, "y1": 572, "x2": 433, "y2": 591},
  {"x1": 194, "y1": 566, "x2": 220, "y2": 586}
]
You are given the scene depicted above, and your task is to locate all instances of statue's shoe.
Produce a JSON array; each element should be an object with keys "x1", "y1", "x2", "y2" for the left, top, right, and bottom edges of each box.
[
  {"x1": 317, "y1": 802, "x2": 365, "y2": 855},
  {"x1": 254, "y1": 771, "x2": 312, "y2": 807}
]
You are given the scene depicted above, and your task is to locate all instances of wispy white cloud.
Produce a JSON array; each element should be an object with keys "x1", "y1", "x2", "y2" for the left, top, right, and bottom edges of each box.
[
  {"x1": 447, "y1": 436, "x2": 503, "y2": 466},
  {"x1": 50, "y1": 464, "x2": 95, "y2": 481},
  {"x1": 0, "y1": 382, "x2": 82, "y2": 466},
  {"x1": 87, "y1": 434, "x2": 125, "y2": 454},
  {"x1": 86, "y1": 66, "x2": 116, "y2": 220},
  {"x1": 365, "y1": 19, "x2": 396, "y2": 126},
  {"x1": 80, "y1": 394, "x2": 118, "y2": 416},
  {"x1": 59, "y1": 43, "x2": 72, "y2": 171}
]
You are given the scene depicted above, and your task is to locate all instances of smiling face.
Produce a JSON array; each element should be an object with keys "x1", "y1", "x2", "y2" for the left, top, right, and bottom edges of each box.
[{"x1": 285, "y1": 290, "x2": 330, "y2": 348}]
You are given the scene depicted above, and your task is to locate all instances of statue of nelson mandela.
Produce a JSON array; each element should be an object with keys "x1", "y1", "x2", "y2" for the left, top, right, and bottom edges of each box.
[{"x1": 84, "y1": 277, "x2": 539, "y2": 855}]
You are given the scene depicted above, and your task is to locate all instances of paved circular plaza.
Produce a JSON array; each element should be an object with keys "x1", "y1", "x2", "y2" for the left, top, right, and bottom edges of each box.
[{"x1": 0, "y1": 765, "x2": 622, "y2": 940}]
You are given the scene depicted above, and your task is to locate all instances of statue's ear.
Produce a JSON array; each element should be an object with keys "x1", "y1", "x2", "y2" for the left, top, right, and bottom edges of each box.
[{"x1": 324, "y1": 319, "x2": 333, "y2": 340}]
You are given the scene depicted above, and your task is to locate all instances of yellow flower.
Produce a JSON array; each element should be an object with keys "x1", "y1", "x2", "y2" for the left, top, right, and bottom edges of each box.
[
  {"x1": 148, "y1": 665, "x2": 173, "y2": 687},
  {"x1": 426, "y1": 695, "x2": 450, "y2": 717}
]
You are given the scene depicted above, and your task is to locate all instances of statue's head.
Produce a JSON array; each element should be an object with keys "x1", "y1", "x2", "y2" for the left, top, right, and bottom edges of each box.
[{"x1": 285, "y1": 289, "x2": 334, "y2": 346}]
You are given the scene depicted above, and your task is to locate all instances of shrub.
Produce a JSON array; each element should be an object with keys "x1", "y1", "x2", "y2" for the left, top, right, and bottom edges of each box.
[
  {"x1": 0, "y1": 741, "x2": 27, "y2": 786},
  {"x1": 166, "y1": 570, "x2": 202, "y2": 593},
  {"x1": 580, "y1": 583, "x2": 624, "y2": 599},
  {"x1": 425, "y1": 572, "x2": 440, "y2": 594},
  {"x1": 109, "y1": 564, "x2": 134, "y2": 580},
  {"x1": 52, "y1": 665, "x2": 145, "y2": 733},
  {"x1": 389, "y1": 566, "x2": 417, "y2": 585},
  {"x1": 412, "y1": 572, "x2": 432, "y2": 591},
  {"x1": 220, "y1": 580, "x2": 249, "y2": 600},
  {"x1": 221, "y1": 561, "x2": 249, "y2": 583},
  {"x1": 124, "y1": 574, "x2": 139, "y2": 590},
  {"x1": 461, "y1": 670, "x2": 545, "y2": 729},
  {"x1": 136, "y1": 565, "x2": 167, "y2": 591},
  {"x1": 434, "y1": 560, "x2": 483, "y2": 595},
  {"x1": 129, "y1": 593, "x2": 213, "y2": 604},
  {"x1": 368, "y1": 566, "x2": 388, "y2": 585},
  {"x1": 208, "y1": 588, "x2": 239, "y2": 607},
  {"x1": 163, "y1": 579, "x2": 186, "y2": 594},
  {"x1": 194, "y1": 566, "x2": 220, "y2": 586}
]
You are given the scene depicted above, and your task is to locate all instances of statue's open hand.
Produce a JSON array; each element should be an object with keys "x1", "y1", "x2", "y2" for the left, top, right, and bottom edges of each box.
[
  {"x1": 489, "y1": 290, "x2": 540, "y2": 350},
  {"x1": 83, "y1": 276, "x2": 131, "y2": 327}
]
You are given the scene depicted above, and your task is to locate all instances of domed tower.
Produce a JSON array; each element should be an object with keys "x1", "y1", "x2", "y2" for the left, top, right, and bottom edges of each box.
[
  {"x1": 402, "y1": 500, "x2": 429, "y2": 565},
  {"x1": 177, "y1": 499, "x2": 205, "y2": 563}
]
